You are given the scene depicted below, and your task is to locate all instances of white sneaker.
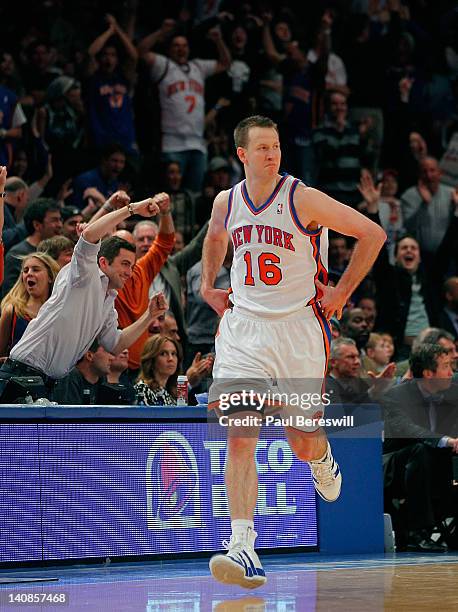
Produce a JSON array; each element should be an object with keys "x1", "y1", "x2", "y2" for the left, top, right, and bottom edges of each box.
[
  {"x1": 209, "y1": 529, "x2": 266, "y2": 589},
  {"x1": 309, "y1": 443, "x2": 342, "y2": 502}
]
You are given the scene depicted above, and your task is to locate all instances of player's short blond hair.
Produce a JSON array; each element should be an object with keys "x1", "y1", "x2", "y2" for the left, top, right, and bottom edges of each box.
[{"x1": 234, "y1": 115, "x2": 279, "y2": 149}]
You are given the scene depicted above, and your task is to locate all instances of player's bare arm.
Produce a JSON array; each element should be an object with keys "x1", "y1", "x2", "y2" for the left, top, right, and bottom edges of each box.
[
  {"x1": 295, "y1": 184, "x2": 387, "y2": 320},
  {"x1": 201, "y1": 190, "x2": 230, "y2": 316}
]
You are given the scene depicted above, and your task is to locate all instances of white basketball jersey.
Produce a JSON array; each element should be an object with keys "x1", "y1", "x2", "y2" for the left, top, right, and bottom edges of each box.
[
  {"x1": 225, "y1": 174, "x2": 328, "y2": 318},
  {"x1": 152, "y1": 56, "x2": 216, "y2": 152}
]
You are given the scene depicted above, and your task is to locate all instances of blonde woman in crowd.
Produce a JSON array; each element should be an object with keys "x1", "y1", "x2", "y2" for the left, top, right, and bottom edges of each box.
[{"x1": 0, "y1": 253, "x2": 60, "y2": 357}]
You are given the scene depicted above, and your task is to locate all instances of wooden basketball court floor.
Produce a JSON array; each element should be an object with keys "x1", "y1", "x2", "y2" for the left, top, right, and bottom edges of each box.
[{"x1": 1, "y1": 552, "x2": 458, "y2": 611}]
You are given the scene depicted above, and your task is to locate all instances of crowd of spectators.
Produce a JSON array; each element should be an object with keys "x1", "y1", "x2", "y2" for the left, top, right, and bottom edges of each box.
[{"x1": 0, "y1": 0, "x2": 458, "y2": 552}]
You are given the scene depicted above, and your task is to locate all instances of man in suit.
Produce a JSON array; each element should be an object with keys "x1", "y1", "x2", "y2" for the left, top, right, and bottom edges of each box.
[
  {"x1": 383, "y1": 343, "x2": 458, "y2": 551},
  {"x1": 438, "y1": 277, "x2": 458, "y2": 341}
]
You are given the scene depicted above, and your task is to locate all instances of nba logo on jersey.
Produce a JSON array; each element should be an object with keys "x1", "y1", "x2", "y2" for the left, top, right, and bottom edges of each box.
[{"x1": 277, "y1": 202, "x2": 283, "y2": 214}]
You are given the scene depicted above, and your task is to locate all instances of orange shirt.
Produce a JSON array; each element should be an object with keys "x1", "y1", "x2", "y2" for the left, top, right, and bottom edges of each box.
[{"x1": 115, "y1": 232, "x2": 175, "y2": 369}]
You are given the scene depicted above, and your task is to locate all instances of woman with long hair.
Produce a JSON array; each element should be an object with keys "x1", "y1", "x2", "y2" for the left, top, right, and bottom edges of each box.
[
  {"x1": 134, "y1": 335, "x2": 182, "y2": 406},
  {"x1": 0, "y1": 252, "x2": 60, "y2": 357}
]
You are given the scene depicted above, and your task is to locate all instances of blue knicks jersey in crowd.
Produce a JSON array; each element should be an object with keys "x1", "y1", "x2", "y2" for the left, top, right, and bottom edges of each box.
[
  {"x1": 225, "y1": 173, "x2": 328, "y2": 318},
  {"x1": 87, "y1": 72, "x2": 137, "y2": 154}
]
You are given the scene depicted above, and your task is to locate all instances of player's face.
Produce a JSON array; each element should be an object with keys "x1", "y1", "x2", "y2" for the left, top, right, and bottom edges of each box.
[{"x1": 238, "y1": 127, "x2": 281, "y2": 178}]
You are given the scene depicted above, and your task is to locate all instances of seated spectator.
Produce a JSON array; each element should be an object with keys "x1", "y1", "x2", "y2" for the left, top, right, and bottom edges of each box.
[
  {"x1": 356, "y1": 296, "x2": 377, "y2": 332},
  {"x1": 159, "y1": 310, "x2": 213, "y2": 392},
  {"x1": 340, "y1": 307, "x2": 370, "y2": 351},
  {"x1": 362, "y1": 333, "x2": 391, "y2": 374},
  {"x1": 102, "y1": 347, "x2": 136, "y2": 405},
  {"x1": 70, "y1": 144, "x2": 126, "y2": 210},
  {"x1": 138, "y1": 22, "x2": 231, "y2": 192},
  {"x1": 0, "y1": 253, "x2": 59, "y2": 357},
  {"x1": 53, "y1": 339, "x2": 114, "y2": 405},
  {"x1": 439, "y1": 277, "x2": 458, "y2": 341},
  {"x1": 2, "y1": 176, "x2": 28, "y2": 250},
  {"x1": 326, "y1": 337, "x2": 395, "y2": 405},
  {"x1": 3, "y1": 199, "x2": 63, "y2": 296},
  {"x1": 85, "y1": 14, "x2": 138, "y2": 155},
  {"x1": 383, "y1": 344, "x2": 458, "y2": 552},
  {"x1": 400, "y1": 157, "x2": 456, "y2": 262},
  {"x1": 134, "y1": 335, "x2": 181, "y2": 406},
  {"x1": 61, "y1": 206, "x2": 83, "y2": 243},
  {"x1": 37, "y1": 235, "x2": 74, "y2": 268}
]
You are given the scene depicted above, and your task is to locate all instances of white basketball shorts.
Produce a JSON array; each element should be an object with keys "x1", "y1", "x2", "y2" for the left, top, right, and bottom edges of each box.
[{"x1": 209, "y1": 305, "x2": 332, "y2": 432}]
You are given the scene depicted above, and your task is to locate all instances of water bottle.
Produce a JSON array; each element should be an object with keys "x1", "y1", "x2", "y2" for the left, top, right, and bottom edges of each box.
[
  {"x1": 384, "y1": 513, "x2": 396, "y2": 552},
  {"x1": 176, "y1": 375, "x2": 188, "y2": 406}
]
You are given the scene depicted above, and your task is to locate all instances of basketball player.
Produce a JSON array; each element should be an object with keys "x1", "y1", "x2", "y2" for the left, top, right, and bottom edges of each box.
[{"x1": 201, "y1": 116, "x2": 386, "y2": 588}]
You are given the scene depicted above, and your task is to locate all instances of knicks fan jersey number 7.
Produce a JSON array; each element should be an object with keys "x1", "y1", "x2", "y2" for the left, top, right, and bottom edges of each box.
[{"x1": 225, "y1": 173, "x2": 328, "y2": 318}]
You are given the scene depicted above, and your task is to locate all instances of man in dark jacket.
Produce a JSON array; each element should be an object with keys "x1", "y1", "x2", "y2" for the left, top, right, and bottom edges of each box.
[
  {"x1": 382, "y1": 344, "x2": 458, "y2": 551},
  {"x1": 367, "y1": 202, "x2": 458, "y2": 356}
]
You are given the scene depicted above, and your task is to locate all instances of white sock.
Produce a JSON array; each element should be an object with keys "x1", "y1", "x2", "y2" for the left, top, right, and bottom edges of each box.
[{"x1": 231, "y1": 519, "x2": 254, "y2": 540}]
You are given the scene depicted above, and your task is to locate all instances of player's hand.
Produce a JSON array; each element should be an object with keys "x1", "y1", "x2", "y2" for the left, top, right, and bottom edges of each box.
[
  {"x1": 152, "y1": 191, "x2": 171, "y2": 215},
  {"x1": 0, "y1": 165, "x2": 7, "y2": 192},
  {"x1": 315, "y1": 281, "x2": 346, "y2": 320},
  {"x1": 132, "y1": 197, "x2": 160, "y2": 218},
  {"x1": 148, "y1": 292, "x2": 168, "y2": 319},
  {"x1": 201, "y1": 287, "x2": 229, "y2": 317}
]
